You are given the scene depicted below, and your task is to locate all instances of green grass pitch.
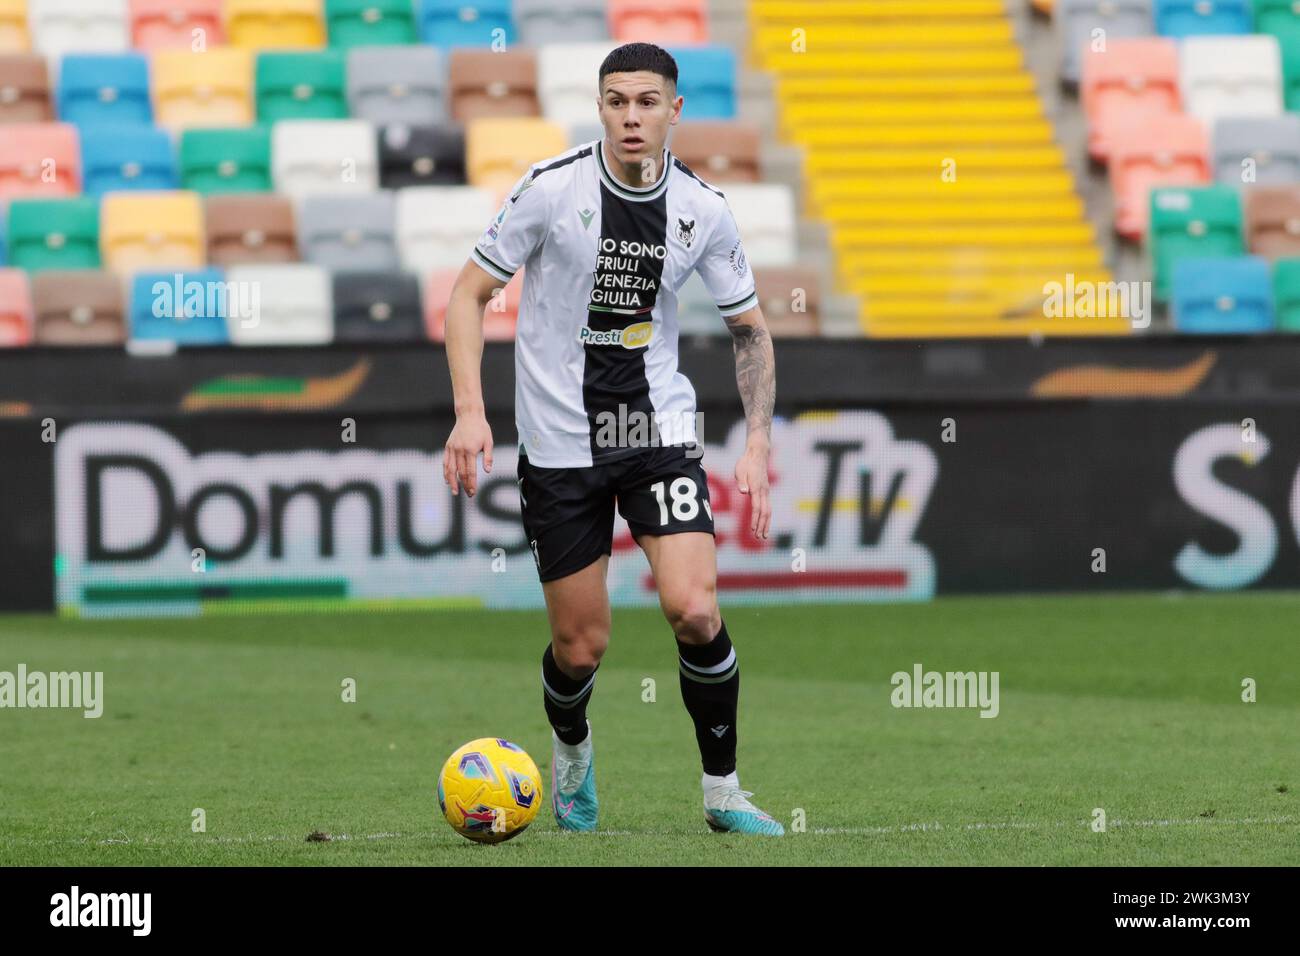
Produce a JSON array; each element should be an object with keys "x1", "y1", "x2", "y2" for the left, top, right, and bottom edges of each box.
[{"x1": 0, "y1": 593, "x2": 1295, "y2": 866}]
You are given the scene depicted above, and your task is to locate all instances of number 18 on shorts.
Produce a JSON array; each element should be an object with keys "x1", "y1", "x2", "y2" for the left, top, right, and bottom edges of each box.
[{"x1": 516, "y1": 445, "x2": 716, "y2": 583}]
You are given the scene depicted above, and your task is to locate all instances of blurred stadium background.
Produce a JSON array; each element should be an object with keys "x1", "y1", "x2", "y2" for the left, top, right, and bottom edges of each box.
[
  {"x1": 3, "y1": 0, "x2": 1300, "y2": 612},
  {"x1": 0, "y1": 1, "x2": 1298, "y2": 865},
  {"x1": 7, "y1": 0, "x2": 1300, "y2": 342}
]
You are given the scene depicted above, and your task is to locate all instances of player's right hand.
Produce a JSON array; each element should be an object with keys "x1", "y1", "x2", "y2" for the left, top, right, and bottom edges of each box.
[{"x1": 444, "y1": 413, "x2": 494, "y2": 497}]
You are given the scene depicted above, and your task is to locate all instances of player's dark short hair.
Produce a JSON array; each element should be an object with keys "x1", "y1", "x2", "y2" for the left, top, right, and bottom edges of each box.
[{"x1": 599, "y1": 42, "x2": 678, "y2": 90}]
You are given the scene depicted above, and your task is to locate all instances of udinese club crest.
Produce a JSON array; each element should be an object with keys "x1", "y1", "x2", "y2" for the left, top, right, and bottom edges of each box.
[{"x1": 675, "y1": 217, "x2": 696, "y2": 248}]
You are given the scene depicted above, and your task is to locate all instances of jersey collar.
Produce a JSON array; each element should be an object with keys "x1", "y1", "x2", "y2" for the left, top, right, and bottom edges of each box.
[{"x1": 596, "y1": 138, "x2": 672, "y2": 203}]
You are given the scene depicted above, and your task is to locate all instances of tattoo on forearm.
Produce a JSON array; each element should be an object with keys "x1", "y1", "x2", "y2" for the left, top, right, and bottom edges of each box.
[{"x1": 724, "y1": 315, "x2": 775, "y2": 440}]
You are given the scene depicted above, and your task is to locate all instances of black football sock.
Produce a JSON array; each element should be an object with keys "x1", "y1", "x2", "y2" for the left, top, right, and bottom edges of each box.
[
  {"x1": 541, "y1": 644, "x2": 595, "y2": 746},
  {"x1": 677, "y1": 618, "x2": 739, "y2": 777}
]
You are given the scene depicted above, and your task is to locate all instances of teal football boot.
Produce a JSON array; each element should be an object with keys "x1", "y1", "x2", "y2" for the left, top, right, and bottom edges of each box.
[
  {"x1": 702, "y1": 772, "x2": 785, "y2": 836},
  {"x1": 552, "y1": 720, "x2": 597, "y2": 831}
]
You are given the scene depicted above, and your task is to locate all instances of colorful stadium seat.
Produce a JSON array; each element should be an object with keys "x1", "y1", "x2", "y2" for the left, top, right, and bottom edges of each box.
[
  {"x1": 670, "y1": 121, "x2": 761, "y2": 182},
  {"x1": 466, "y1": 116, "x2": 567, "y2": 195},
  {"x1": 298, "y1": 193, "x2": 399, "y2": 271},
  {"x1": 0, "y1": 53, "x2": 52, "y2": 122},
  {"x1": 754, "y1": 265, "x2": 821, "y2": 336},
  {"x1": 225, "y1": 263, "x2": 334, "y2": 345},
  {"x1": 0, "y1": 0, "x2": 30, "y2": 53},
  {"x1": 1276, "y1": 31, "x2": 1300, "y2": 111},
  {"x1": 128, "y1": 0, "x2": 225, "y2": 51},
  {"x1": 610, "y1": 0, "x2": 708, "y2": 45},
  {"x1": 30, "y1": 0, "x2": 129, "y2": 59},
  {"x1": 226, "y1": 0, "x2": 325, "y2": 49},
  {"x1": 1154, "y1": 0, "x2": 1250, "y2": 37},
  {"x1": 101, "y1": 191, "x2": 205, "y2": 272},
  {"x1": 332, "y1": 271, "x2": 424, "y2": 342},
  {"x1": 57, "y1": 53, "x2": 152, "y2": 126},
  {"x1": 325, "y1": 0, "x2": 418, "y2": 48},
  {"x1": 80, "y1": 124, "x2": 177, "y2": 195},
  {"x1": 1244, "y1": 184, "x2": 1300, "y2": 258},
  {"x1": 538, "y1": 42, "x2": 616, "y2": 128},
  {"x1": 423, "y1": 266, "x2": 519, "y2": 340},
  {"x1": 1213, "y1": 115, "x2": 1300, "y2": 185},
  {"x1": 129, "y1": 268, "x2": 229, "y2": 344},
  {"x1": 665, "y1": 46, "x2": 735, "y2": 119},
  {"x1": 7, "y1": 196, "x2": 101, "y2": 271},
  {"x1": 1256, "y1": 0, "x2": 1300, "y2": 42},
  {"x1": 0, "y1": 268, "x2": 33, "y2": 345},
  {"x1": 716, "y1": 183, "x2": 796, "y2": 266},
  {"x1": 271, "y1": 119, "x2": 378, "y2": 198},
  {"x1": 31, "y1": 270, "x2": 127, "y2": 344},
  {"x1": 1056, "y1": 0, "x2": 1153, "y2": 85},
  {"x1": 0, "y1": 122, "x2": 81, "y2": 199},
  {"x1": 1171, "y1": 256, "x2": 1274, "y2": 333},
  {"x1": 1108, "y1": 112, "x2": 1209, "y2": 239},
  {"x1": 1080, "y1": 38, "x2": 1179, "y2": 161},
  {"x1": 347, "y1": 45, "x2": 445, "y2": 126},
  {"x1": 205, "y1": 194, "x2": 298, "y2": 266},
  {"x1": 256, "y1": 50, "x2": 347, "y2": 122},
  {"x1": 514, "y1": 0, "x2": 608, "y2": 46},
  {"x1": 152, "y1": 47, "x2": 255, "y2": 130},
  {"x1": 448, "y1": 48, "x2": 539, "y2": 121},
  {"x1": 418, "y1": 0, "x2": 514, "y2": 49},
  {"x1": 1271, "y1": 257, "x2": 1300, "y2": 330},
  {"x1": 396, "y1": 185, "x2": 494, "y2": 273},
  {"x1": 180, "y1": 125, "x2": 273, "y2": 193},
  {"x1": 1148, "y1": 186, "x2": 1244, "y2": 301},
  {"x1": 1179, "y1": 35, "x2": 1283, "y2": 125},
  {"x1": 378, "y1": 122, "x2": 467, "y2": 188}
]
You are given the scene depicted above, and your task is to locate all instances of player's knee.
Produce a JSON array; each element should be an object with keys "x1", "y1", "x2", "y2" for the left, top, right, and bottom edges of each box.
[
  {"x1": 665, "y1": 591, "x2": 720, "y2": 644},
  {"x1": 550, "y1": 622, "x2": 609, "y2": 673}
]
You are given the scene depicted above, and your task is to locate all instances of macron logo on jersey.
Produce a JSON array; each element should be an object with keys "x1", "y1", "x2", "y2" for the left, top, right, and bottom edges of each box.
[{"x1": 577, "y1": 322, "x2": 654, "y2": 349}]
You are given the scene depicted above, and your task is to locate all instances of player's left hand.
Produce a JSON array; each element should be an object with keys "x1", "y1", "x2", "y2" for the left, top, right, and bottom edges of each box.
[{"x1": 735, "y1": 436, "x2": 772, "y2": 540}]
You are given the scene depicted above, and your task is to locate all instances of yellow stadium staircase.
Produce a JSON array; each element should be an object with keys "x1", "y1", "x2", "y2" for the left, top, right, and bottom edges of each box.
[{"x1": 747, "y1": 0, "x2": 1131, "y2": 337}]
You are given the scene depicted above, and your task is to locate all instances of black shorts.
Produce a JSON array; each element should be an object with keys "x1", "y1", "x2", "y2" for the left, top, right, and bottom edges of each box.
[{"x1": 516, "y1": 444, "x2": 716, "y2": 582}]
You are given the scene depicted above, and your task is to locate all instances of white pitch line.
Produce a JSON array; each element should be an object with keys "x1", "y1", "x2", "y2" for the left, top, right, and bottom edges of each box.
[
  {"x1": 0, "y1": 815, "x2": 1292, "y2": 848},
  {"x1": 809, "y1": 816, "x2": 1296, "y2": 836}
]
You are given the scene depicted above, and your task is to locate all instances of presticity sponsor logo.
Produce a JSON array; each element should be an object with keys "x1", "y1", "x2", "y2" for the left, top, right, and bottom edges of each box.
[{"x1": 577, "y1": 321, "x2": 654, "y2": 349}]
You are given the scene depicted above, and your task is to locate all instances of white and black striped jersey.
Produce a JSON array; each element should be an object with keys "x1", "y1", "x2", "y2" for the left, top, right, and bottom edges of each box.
[{"x1": 470, "y1": 139, "x2": 758, "y2": 468}]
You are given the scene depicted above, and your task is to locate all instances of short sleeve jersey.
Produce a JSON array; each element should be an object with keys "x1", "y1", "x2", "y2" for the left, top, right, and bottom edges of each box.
[{"x1": 470, "y1": 139, "x2": 757, "y2": 468}]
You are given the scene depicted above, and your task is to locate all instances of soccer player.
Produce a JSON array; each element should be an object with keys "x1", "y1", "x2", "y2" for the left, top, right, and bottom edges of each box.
[{"x1": 442, "y1": 43, "x2": 782, "y2": 836}]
